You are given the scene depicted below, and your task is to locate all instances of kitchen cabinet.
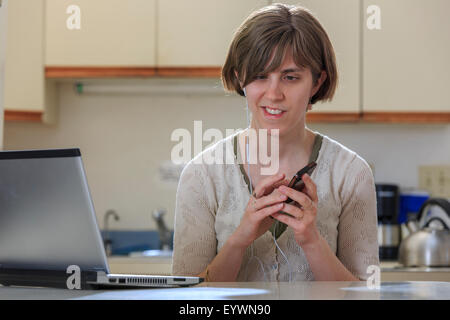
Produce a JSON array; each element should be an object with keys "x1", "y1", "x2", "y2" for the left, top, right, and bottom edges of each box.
[
  {"x1": 7, "y1": 0, "x2": 450, "y2": 123},
  {"x1": 363, "y1": 0, "x2": 450, "y2": 113},
  {"x1": 45, "y1": 0, "x2": 269, "y2": 71},
  {"x1": 4, "y1": 0, "x2": 56, "y2": 123},
  {"x1": 45, "y1": 0, "x2": 157, "y2": 67},
  {"x1": 157, "y1": 0, "x2": 269, "y2": 68},
  {"x1": 45, "y1": 0, "x2": 269, "y2": 77},
  {"x1": 279, "y1": 0, "x2": 361, "y2": 115},
  {"x1": 0, "y1": 0, "x2": 6, "y2": 144}
]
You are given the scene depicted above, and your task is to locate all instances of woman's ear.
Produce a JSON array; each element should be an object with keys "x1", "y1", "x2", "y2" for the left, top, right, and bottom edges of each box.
[
  {"x1": 307, "y1": 71, "x2": 326, "y2": 112},
  {"x1": 311, "y1": 70, "x2": 327, "y2": 97}
]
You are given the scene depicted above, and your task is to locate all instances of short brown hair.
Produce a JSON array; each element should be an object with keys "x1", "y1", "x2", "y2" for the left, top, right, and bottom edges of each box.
[{"x1": 221, "y1": 3, "x2": 338, "y2": 105}]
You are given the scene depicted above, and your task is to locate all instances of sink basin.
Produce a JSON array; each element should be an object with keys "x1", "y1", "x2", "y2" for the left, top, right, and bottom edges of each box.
[{"x1": 128, "y1": 249, "x2": 173, "y2": 258}]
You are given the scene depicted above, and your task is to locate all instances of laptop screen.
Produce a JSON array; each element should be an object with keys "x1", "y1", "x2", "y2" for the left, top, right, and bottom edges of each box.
[{"x1": 0, "y1": 148, "x2": 109, "y2": 273}]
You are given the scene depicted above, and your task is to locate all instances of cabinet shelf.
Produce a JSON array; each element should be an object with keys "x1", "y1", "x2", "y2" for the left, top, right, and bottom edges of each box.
[
  {"x1": 4, "y1": 110, "x2": 43, "y2": 122},
  {"x1": 5, "y1": 109, "x2": 449, "y2": 123},
  {"x1": 45, "y1": 67, "x2": 221, "y2": 78}
]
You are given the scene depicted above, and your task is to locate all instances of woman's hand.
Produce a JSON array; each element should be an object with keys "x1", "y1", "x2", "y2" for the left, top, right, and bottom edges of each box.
[
  {"x1": 230, "y1": 173, "x2": 289, "y2": 249},
  {"x1": 271, "y1": 173, "x2": 321, "y2": 247}
]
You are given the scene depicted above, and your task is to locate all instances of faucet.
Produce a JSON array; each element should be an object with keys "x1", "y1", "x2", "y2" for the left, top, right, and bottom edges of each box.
[
  {"x1": 103, "y1": 209, "x2": 120, "y2": 256},
  {"x1": 152, "y1": 208, "x2": 172, "y2": 251}
]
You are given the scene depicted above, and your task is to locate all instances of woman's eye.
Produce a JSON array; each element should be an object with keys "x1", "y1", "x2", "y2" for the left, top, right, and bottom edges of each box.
[
  {"x1": 285, "y1": 75, "x2": 299, "y2": 81},
  {"x1": 254, "y1": 74, "x2": 267, "y2": 80}
]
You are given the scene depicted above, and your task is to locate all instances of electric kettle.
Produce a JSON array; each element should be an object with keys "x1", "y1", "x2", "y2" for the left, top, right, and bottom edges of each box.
[{"x1": 398, "y1": 198, "x2": 450, "y2": 267}]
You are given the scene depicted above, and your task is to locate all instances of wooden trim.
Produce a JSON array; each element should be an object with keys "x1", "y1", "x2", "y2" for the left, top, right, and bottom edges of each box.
[
  {"x1": 362, "y1": 112, "x2": 450, "y2": 123},
  {"x1": 4, "y1": 110, "x2": 42, "y2": 122},
  {"x1": 45, "y1": 67, "x2": 157, "y2": 78},
  {"x1": 6, "y1": 110, "x2": 450, "y2": 123},
  {"x1": 45, "y1": 66, "x2": 222, "y2": 78},
  {"x1": 156, "y1": 67, "x2": 221, "y2": 77},
  {"x1": 306, "y1": 112, "x2": 361, "y2": 123}
]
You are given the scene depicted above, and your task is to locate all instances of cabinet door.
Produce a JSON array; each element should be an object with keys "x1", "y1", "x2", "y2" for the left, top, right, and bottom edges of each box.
[
  {"x1": 363, "y1": 0, "x2": 450, "y2": 112},
  {"x1": 157, "y1": 0, "x2": 270, "y2": 67},
  {"x1": 279, "y1": 0, "x2": 361, "y2": 113},
  {"x1": 4, "y1": 0, "x2": 45, "y2": 112},
  {"x1": 45, "y1": 0, "x2": 156, "y2": 66}
]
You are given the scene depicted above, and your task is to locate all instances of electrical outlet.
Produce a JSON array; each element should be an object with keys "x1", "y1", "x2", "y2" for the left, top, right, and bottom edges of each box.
[
  {"x1": 419, "y1": 165, "x2": 450, "y2": 197},
  {"x1": 436, "y1": 165, "x2": 450, "y2": 197}
]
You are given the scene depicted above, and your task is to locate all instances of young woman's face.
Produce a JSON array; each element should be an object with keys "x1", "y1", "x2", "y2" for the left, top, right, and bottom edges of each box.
[{"x1": 244, "y1": 51, "x2": 325, "y2": 137}]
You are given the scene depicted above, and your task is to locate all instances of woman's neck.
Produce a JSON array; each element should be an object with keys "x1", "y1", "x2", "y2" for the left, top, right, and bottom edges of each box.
[
  {"x1": 240, "y1": 124, "x2": 315, "y2": 178},
  {"x1": 247, "y1": 125, "x2": 314, "y2": 160},
  {"x1": 276, "y1": 126, "x2": 312, "y2": 160}
]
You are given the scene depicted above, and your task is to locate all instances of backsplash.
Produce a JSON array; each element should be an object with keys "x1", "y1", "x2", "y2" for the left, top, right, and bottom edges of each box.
[{"x1": 3, "y1": 80, "x2": 450, "y2": 230}]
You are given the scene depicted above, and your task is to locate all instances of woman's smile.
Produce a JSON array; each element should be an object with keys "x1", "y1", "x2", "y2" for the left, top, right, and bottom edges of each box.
[{"x1": 261, "y1": 106, "x2": 286, "y2": 119}]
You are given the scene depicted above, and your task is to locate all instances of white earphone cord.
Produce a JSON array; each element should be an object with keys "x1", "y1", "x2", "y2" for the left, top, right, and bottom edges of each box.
[{"x1": 243, "y1": 88, "x2": 293, "y2": 282}]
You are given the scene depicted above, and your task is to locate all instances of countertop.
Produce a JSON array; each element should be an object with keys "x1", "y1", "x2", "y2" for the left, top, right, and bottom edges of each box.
[
  {"x1": 105, "y1": 257, "x2": 450, "y2": 281},
  {"x1": 1, "y1": 281, "x2": 449, "y2": 300},
  {"x1": 108, "y1": 257, "x2": 450, "y2": 272},
  {"x1": 380, "y1": 261, "x2": 450, "y2": 272}
]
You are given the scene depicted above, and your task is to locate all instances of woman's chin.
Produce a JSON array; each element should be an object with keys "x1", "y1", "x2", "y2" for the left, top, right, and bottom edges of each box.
[{"x1": 252, "y1": 120, "x2": 295, "y2": 137}]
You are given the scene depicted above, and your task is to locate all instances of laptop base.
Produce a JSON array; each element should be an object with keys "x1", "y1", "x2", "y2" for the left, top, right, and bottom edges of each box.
[{"x1": 0, "y1": 267, "x2": 100, "y2": 290}]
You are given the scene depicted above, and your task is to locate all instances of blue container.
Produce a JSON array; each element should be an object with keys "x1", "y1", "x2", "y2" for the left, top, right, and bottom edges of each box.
[{"x1": 398, "y1": 191, "x2": 430, "y2": 224}]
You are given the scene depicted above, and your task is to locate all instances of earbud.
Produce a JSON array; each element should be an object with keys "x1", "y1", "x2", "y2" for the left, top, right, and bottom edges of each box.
[{"x1": 243, "y1": 87, "x2": 247, "y2": 97}]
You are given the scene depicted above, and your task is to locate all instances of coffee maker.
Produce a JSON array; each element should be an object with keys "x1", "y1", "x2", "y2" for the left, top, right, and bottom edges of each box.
[{"x1": 376, "y1": 184, "x2": 400, "y2": 261}]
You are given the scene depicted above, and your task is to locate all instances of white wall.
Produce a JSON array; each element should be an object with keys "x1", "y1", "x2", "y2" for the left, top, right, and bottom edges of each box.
[{"x1": 4, "y1": 80, "x2": 450, "y2": 230}]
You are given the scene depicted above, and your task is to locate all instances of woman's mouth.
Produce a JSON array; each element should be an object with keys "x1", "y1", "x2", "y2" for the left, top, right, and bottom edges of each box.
[{"x1": 261, "y1": 106, "x2": 286, "y2": 119}]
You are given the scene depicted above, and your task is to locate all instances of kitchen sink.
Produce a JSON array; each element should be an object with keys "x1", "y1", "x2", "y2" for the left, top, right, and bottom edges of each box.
[{"x1": 128, "y1": 249, "x2": 173, "y2": 258}]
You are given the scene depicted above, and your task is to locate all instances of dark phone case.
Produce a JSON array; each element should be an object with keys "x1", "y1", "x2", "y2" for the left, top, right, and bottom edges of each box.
[{"x1": 284, "y1": 162, "x2": 317, "y2": 204}]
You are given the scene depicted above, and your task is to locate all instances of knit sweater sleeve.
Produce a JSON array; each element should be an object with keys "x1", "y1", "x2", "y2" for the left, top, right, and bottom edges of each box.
[
  {"x1": 336, "y1": 155, "x2": 380, "y2": 281},
  {"x1": 171, "y1": 161, "x2": 217, "y2": 276}
]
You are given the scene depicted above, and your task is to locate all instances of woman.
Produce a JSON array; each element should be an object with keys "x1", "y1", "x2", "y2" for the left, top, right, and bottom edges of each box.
[{"x1": 172, "y1": 3, "x2": 379, "y2": 281}]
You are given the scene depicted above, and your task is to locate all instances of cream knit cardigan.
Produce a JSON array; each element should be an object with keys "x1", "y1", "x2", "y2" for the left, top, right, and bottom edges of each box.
[{"x1": 172, "y1": 130, "x2": 379, "y2": 281}]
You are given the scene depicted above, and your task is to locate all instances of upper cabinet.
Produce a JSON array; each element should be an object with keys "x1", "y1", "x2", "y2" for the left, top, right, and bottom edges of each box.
[
  {"x1": 45, "y1": 0, "x2": 157, "y2": 66},
  {"x1": 4, "y1": 0, "x2": 56, "y2": 123},
  {"x1": 5, "y1": 0, "x2": 450, "y2": 122},
  {"x1": 45, "y1": 0, "x2": 269, "y2": 69},
  {"x1": 281, "y1": 0, "x2": 361, "y2": 114},
  {"x1": 363, "y1": 0, "x2": 450, "y2": 112},
  {"x1": 5, "y1": 0, "x2": 44, "y2": 112},
  {"x1": 157, "y1": 0, "x2": 269, "y2": 67}
]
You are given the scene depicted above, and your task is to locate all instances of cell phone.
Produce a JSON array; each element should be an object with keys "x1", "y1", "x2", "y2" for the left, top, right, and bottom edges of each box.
[{"x1": 284, "y1": 161, "x2": 317, "y2": 204}]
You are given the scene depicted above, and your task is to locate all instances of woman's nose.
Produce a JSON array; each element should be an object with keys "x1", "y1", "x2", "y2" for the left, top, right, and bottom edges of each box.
[{"x1": 265, "y1": 79, "x2": 284, "y2": 101}]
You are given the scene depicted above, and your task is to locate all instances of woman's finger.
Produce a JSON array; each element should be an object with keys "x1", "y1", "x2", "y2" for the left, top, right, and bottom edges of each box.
[
  {"x1": 271, "y1": 212, "x2": 303, "y2": 230},
  {"x1": 278, "y1": 203, "x2": 304, "y2": 220},
  {"x1": 272, "y1": 179, "x2": 290, "y2": 189},
  {"x1": 301, "y1": 174, "x2": 318, "y2": 202},
  {"x1": 278, "y1": 185, "x2": 313, "y2": 209},
  {"x1": 253, "y1": 192, "x2": 287, "y2": 211},
  {"x1": 257, "y1": 202, "x2": 284, "y2": 220},
  {"x1": 253, "y1": 173, "x2": 285, "y2": 198}
]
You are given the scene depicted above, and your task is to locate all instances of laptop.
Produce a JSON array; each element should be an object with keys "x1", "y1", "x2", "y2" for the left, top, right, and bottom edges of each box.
[{"x1": 0, "y1": 148, "x2": 203, "y2": 289}]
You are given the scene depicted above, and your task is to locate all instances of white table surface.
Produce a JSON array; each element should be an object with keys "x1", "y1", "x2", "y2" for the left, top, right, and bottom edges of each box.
[{"x1": 1, "y1": 281, "x2": 449, "y2": 300}]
